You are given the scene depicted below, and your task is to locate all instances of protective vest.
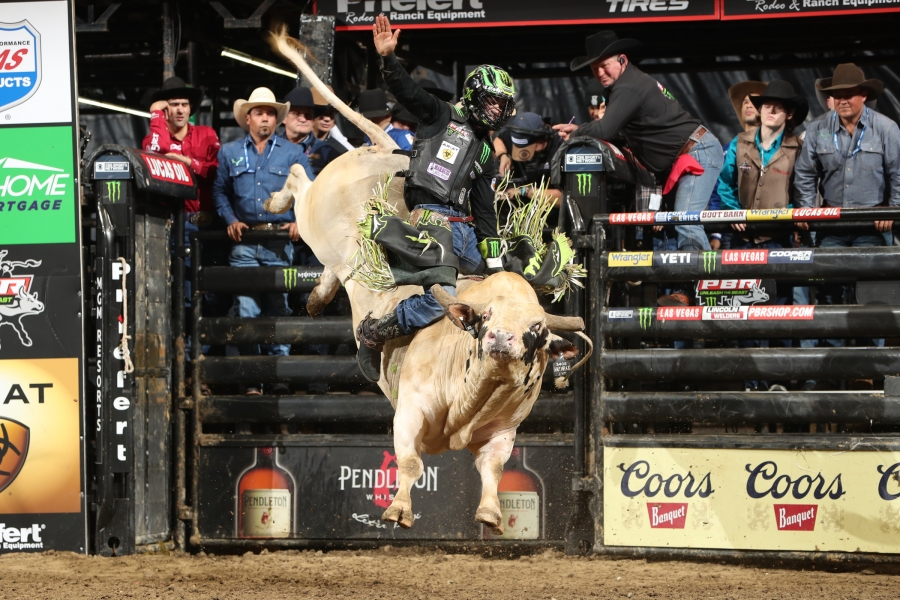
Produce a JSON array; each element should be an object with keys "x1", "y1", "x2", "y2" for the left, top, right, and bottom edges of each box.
[
  {"x1": 403, "y1": 106, "x2": 493, "y2": 212},
  {"x1": 736, "y1": 128, "x2": 802, "y2": 211}
]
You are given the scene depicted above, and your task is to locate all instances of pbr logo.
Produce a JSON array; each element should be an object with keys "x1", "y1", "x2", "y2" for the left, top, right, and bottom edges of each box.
[
  {"x1": 0, "y1": 20, "x2": 41, "y2": 113},
  {"x1": 0, "y1": 417, "x2": 29, "y2": 493},
  {"x1": 0, "y1": 250, "x2": 44, "y2": 348}
]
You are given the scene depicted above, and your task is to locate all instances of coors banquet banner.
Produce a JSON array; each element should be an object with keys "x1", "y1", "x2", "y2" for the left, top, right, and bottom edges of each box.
[
  {"x1": 0, "y1": 0, "x2": 86, "y2": 553},
  {"x1": 319, "y1": 0, "x2": 719, "y2": 30},
  {"x1": 605, "y1": 447, "x2": 900, "y2": 553}
]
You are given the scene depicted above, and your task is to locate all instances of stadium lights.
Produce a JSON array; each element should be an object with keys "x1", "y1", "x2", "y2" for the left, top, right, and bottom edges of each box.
[
  {"x1": 78, "y1": 97, "x2": 150, "y2": 118},
  {"x1": 220, "y1": 47, "x2": 297, "y2": 79}
]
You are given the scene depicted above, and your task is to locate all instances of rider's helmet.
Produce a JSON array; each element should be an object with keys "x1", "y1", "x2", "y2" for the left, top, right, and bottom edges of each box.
[{"x1": 462, "y1": 65, "x2": 516, "y2": 130}]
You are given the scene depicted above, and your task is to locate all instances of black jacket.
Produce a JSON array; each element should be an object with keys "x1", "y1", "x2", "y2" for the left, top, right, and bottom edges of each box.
[
  {"x1": 381, "y1": 53, "x2": 498, "y2": 242},
  {"x1": 574, "y1": 65, "x2": 701, "y2": 176}
]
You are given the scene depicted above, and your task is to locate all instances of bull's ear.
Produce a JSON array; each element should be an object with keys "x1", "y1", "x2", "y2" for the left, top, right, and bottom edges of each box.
[
  {"x1": 548, "y1": 336, "x2": 579, "y2": 361},
  {"x1": 446, "y1": 303, "x2": 481, "y2": 335}
]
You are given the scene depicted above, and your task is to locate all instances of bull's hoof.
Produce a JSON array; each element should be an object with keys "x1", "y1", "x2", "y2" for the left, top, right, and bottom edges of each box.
[
  {"x1": 382, "y1": 503, "x2": 415, "y2": 529},
  {"x1": 475, "y1": 507, "x2": 503, "y2": 535}
]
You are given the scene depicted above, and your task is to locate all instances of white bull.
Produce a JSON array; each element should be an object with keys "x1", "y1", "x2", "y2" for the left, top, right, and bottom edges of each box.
[{"x1": 264, "y1": 29, "x2": 591, "y2": 532}]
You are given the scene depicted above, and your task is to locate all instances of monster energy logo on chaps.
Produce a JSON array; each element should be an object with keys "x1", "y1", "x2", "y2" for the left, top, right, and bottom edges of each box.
[
  {"x1": 702, "y1": 251, "x2": 717, "y2": 273},
  {"x1": 105, "y1": 181, "x2": 121, "y2": 203},
  {"x1": 576, "y1": 173, "x2": 592, "y2": 196},
  {"x1": 638, "y1": 307, "x2": 652, "y2": 330},
  {"x1": 282, "y1": 268, "x2": 298, "y2": 290}
]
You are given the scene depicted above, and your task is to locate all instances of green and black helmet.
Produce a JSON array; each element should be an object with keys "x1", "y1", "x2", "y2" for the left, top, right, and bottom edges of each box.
[{"x1": 462, "y1": 65, "x2": 516, "y2": 130}]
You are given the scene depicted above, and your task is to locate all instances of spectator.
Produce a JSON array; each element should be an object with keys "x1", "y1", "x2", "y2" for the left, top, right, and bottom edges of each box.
[
  {"x1": 728, "y1": 81, "x2": 767, "y2": 134},
  {"x1": 556, "y1": 31, "x2": 723, "y2": 252},
  {"x1": 308, "y1": 87, "x2": 351, "y2": 175},
  {"x1": 281, "y1": 86, "x2": 317, "y2": 155},
  {"x1": 493, "y1": 111, "x2": 562, "y2": 204},
  {"x1": 391, "y1": 105, "x2": 418, "y2": 133},
  {"x1": 794, "y1": 64, "x2": 900, "y2": 387},
  {"x1": 358, "y1": 88, "x2": 415, "y2": 150},
  {"x1": 585, "y1": 79, "x2": 606, "y2": 121},
  {"x1": 212, "y1": 87, "x2": 315, "y2": 396}
]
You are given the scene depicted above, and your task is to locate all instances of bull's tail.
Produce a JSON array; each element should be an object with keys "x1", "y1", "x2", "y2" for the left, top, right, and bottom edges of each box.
[{"x1": 268, "y1": 27, "x2": 398, "y2": 152}]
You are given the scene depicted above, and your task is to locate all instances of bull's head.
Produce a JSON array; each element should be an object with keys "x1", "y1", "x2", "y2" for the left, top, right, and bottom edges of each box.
[{"x1": 431, "y1": 285, "x2": 592, "y2": 388}]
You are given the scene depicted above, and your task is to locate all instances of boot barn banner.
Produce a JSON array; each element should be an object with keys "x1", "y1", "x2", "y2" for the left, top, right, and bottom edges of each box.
[
  {"x1": 604, "y1": 447, "x2": 900, "y2": 553},
  {"x1": 0, "y1": 0, "x2": 86, "y2": 554},
  {"x1": 317, "y1": 0, "x2": 900, "y2": 28}
]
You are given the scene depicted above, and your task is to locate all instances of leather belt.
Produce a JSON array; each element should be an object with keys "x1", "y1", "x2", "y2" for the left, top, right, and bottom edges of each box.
[
  {"x1": 409, "y1": 208, "x2": 474, "y2": 228},
  {"x1": 678, "y1": 125, "x2": 709, "y2": 157},
  {"x1": 250, "y1": 223, "x2": 280, "y2": 231},
  {"x1": 187, "y1": 211, "x2": 213, "y2": 227}
]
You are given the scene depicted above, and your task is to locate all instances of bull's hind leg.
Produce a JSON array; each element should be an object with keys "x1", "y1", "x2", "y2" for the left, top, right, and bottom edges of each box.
[
  {"x1": 469, "y1": 430, "x2": 516, "y2": 535},
  {"x1": 382, "y1": 403, "x2": 425, "y2": 529}
]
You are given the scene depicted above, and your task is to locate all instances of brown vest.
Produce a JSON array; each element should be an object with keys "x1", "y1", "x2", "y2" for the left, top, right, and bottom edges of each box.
[{"x1": 736, "y1": 128, "x2": 802, "y2": 211}]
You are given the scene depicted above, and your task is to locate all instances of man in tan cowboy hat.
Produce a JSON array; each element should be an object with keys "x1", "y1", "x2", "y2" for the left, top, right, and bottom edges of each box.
[
  {"x1": 212, "y1": 87, "x2": 316, "y2": 396},
  {"x1": 728, "y1": 81, "x2": 767, "y2": 134},
  {"x1": 794, "y1": 63, "x2": 900, "y2": 369}
]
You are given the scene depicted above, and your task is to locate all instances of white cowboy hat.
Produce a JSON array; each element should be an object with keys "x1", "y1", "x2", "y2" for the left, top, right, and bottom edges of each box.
[{"x1": 233, "y1": 87, "x2": 289, "y2": 131}]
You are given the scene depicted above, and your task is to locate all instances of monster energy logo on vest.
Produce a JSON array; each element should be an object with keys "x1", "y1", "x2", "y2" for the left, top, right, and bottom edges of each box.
[
  {"x1": 576, "y1": 173, "x2": 592, "y2": 196},
  {"x1": 106, "y1": 181, "x2": 121, "y2": 203},
  {"x1": 283, "y1": 268, "x2": 298, "y2": 290},
  {"x1": 405, "y1": 104, "x2": 488, "y2": 212},
  {"x1": 638, "y1": 307, "x2": 652, "y2": 330},
  {"x1": 702, "y1": 251, "x2": 717, "y2": 273}
]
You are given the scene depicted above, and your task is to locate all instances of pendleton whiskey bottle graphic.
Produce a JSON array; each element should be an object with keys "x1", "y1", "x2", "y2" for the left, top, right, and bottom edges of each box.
[
  {"x1": 484, "y1": 447, "x2": 544, "y2": 539},
  {"x1": 236, "y1": 447, "x2": 294, "y2": 538}
]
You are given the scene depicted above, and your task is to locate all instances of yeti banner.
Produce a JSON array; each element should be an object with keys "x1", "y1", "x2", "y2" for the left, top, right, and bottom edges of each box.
[{"x1": 0, "y1": 1, "x2": 85, "y2": 554}]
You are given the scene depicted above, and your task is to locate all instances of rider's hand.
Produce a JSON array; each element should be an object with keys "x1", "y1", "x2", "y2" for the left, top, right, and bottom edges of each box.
[{"x1": 373, "y1": 14, "x2": 400, "y2": 57}]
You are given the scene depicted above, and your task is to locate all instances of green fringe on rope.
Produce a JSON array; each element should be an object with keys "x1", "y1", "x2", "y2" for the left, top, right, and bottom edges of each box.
[{"x1": 348, "y1": 174, "x2": 399, "y2": 292}]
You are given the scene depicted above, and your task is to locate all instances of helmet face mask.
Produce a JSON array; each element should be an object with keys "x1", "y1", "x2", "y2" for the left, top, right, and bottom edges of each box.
[{"x1": 463, "y1": 65, "x2": 516, "y2": 130}]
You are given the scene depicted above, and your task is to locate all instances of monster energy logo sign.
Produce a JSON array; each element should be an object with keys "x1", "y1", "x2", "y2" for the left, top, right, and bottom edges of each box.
[
  {"x1": 702, "y1": 251, "x2": 717, "y2": 273},
  {"x1": 576, "y1": 173, "x2": 592, "y2": 196},
  {"x1": 638, "y1": 307, "x2": 652, "y2": 330},
  {"x1": 106, "y1": 181, "x2": 121, "y2": 203},
  {"x1": 480, "y1": 142, "x2": 491, "y2": 164},
  {"x1": 705, "y1": 296, "x2": 717, "y2": 306},
  {"x1": 283, "y1": 268, "x2": 298, "y2": 290},
  {"x1": 489, "y1": 240, "x2": 500, "y2": 257}
]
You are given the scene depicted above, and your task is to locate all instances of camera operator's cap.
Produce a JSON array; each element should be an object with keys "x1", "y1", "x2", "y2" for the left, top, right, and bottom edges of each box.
[
  {"x1": 150, "y1": 76, "x2": 204, "y2": 113},
  {"x1": 358, "y1": 89, "x2": 392, "y2": 118},
  {"x1": 506, "y1": 112, "x2": 548, "y2": 161},
  {"x1": 585, "y1": 79, "x2": 606, "y2": 107},
  {"x1": 570, "y1": 30, "x2": 642, "y2": 71},
  {"x1": 283, "y1": 86, "x2": 315, "y2": 109},
  {"x1": 233, "y1": 87, "x2": 289, "y2": 131}
]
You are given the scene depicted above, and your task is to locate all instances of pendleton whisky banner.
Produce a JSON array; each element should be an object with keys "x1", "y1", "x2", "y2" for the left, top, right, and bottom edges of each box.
[{"x1": 604, "y1": 446, "x2": 900, "y2": 553}]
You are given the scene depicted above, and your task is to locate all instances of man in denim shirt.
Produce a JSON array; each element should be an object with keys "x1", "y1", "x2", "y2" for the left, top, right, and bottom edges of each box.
[
  {"x1": 794, "y1": 64, "x2": 900, "y2": 380},
  {"x1": 213, "y1": 87, "x2": 315, "y2": 395}
]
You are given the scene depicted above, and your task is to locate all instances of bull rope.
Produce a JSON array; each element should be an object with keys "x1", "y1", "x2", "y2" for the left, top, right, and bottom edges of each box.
[{"x1": 116, "y1": 257, "x2": 134, "y2": 374}]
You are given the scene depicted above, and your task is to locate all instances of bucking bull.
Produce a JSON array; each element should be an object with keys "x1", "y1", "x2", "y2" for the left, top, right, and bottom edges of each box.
[{"x1": 263, "y1": 29, "x2": 592, "y2": 533}]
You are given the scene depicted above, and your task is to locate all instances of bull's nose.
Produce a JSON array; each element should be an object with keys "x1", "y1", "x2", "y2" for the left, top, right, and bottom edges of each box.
[{"x1": 486, "y1": 330, "x2": 516, "y2": 353}]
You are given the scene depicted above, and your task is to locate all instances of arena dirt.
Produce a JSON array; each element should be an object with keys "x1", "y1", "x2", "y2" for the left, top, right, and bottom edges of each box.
[{"x1": 0, "y1": 547, "x2": 894, "y2": 599}]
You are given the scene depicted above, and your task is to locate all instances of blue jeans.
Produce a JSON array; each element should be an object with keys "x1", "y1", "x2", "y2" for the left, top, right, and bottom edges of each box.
[
  {"x1": 673, "y1": 131, "x2": 723, "y2": 250},
  {"x1": 228, "y1": 239, "x2": 294, "y2": 356},
  {"x1": 395, "y1": 204, "x2": 484, "y2": 334},
  {"x1": 818, "y1": 232, "x2": 884, "y2": 348}
]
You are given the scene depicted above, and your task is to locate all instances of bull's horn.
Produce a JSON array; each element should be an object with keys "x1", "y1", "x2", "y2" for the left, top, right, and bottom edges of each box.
[
  {"x1": 544, "y1": 314, "x2": 585, "y2": 331},
  {"x1": 430, "y1": 284, "x2": 485, "y2": 313}
]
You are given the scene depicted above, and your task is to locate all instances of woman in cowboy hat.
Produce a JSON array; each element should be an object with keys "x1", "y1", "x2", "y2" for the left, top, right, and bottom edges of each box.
[{"x1": 717, "y1": 80, "x2": 808, "y2": 246}]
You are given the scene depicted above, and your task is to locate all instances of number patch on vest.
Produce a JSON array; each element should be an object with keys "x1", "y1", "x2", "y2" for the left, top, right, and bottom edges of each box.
[
  {"x1": 427, "y1": 161, "x2": 452, "y2": 181},
  {"x1": 438, "y1": 141, "x2": 461, "y2": 165}
]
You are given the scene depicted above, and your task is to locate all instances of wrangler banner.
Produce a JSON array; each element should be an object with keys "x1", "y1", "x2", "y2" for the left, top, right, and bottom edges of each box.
[{"x1": 604, "y1": 446, "x2": 900, "y2": 553}]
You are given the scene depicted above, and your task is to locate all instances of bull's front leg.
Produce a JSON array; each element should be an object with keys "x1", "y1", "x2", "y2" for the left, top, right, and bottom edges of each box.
[
  {"x1": 382, "y1": 403, "x2": 425, "y2": 529},
  {"x1": 468, "y1": 429, "x2": 516, "y2": 534}
]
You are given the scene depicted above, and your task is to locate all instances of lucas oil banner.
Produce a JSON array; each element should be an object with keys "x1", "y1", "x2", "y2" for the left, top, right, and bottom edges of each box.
[
  {"x1": 0, "y1": 1, "x2": 85, "y2": 554},
  {"x1": 605, "y1": 446, "x2": 900, "y2": 553}
]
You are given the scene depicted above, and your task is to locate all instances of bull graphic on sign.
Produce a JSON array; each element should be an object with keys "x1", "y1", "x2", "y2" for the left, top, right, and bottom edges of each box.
[
  {"x1": 724, "y1": 284, "x2": 769, "y2": 307},
  {"x1": 0, "y1": 250, "x2": 44, "y2": 349},
  {"x1": 0, "y1": 20, "x2": 42, "y2": 113}
]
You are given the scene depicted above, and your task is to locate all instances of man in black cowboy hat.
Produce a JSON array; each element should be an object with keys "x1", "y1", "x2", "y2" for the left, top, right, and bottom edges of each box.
[
  {"x1": 143, "y1": 76, "x2": 221, "y2": 216},
  {"x1": 281, "y1": 86, "x2": 317, "y2": 154},
  {"x1": 795, "y1": 63, "x2": 900, "y2": 235},
  {"x1": 555, "y1": 31, "x2": 722, "y2": 252},
  {"x1": 357, "y1": 88, "x2": 414, "y2": 151}
]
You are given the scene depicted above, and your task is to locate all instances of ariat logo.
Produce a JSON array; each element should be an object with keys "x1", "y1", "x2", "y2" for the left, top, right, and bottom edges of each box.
[
  {"x1": 702, "y1": 251, "x2": 716, "y2": 273},
  {"x1": 0, "y1": 418, "x2": 29, "y2": 493},
  {"x1": 638, "y1": 307, "x2": 652, "y2": 330},
  {"x1": 106, "y1": 181, "x2": 121, "y2": 203},
  {"x1": 576, "y1": 173, "x2": 592, "y2": 196},
  {"x1": 283, "y1": 268, "x2": 298, "y2": 290}
]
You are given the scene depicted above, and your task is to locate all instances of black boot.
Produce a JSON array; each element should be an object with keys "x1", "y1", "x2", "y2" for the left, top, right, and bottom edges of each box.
[{"x1": 356, "y1": 310, "x2": 404, "y2": 382}]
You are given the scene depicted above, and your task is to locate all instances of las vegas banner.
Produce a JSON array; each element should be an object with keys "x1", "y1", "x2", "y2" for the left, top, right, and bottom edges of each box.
[
  {"x1": 605, "y1": 447, "x2": 900, "y2": 553},
  {"x1": 0, "y1": 1, "x2": 86, "y2": 553}
]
